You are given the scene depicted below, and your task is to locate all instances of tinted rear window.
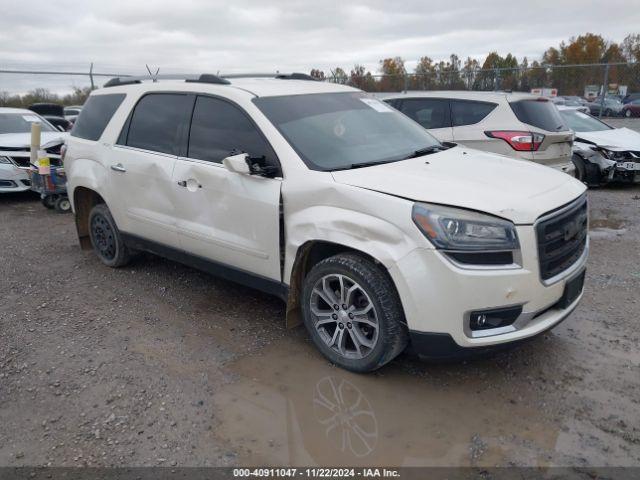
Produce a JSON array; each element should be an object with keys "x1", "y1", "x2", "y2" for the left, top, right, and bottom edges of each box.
[
  {"x1": 125, "y1": 94, "x2": 191, "y2": 155},
  {"x1": 509, "y1": 99, "x2": 567, "y2": 132},
  {"x1": 71, "y1": 94, "x2": 125, "y2": 141},
  {"x1": 451, "y1": 100, "x2": 497, "y2": 126}
]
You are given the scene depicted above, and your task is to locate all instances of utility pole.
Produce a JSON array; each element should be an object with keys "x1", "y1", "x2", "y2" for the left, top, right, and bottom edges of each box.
[
  {"x1": 89, "y1": 62, "x2": 95, "y2": 90},
  {"x1": 599, "y1": 64, "x2": 609, "y2": 119}
]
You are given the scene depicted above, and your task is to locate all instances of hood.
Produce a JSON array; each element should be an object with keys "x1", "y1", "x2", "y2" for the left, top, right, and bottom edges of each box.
[
  {"x1": 331, "y1": 146, "x2": 586, "y2": 225},
  {"x1": 575, "y1": 127, "x2": 640, "y2": 152},
  {"x1": 0, "y1": 132, "x2": 68, "y2": 150}
]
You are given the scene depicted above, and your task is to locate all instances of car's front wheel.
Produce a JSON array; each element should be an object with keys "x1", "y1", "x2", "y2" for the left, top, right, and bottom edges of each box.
[
  {"x1": 624, "y1": 109, "x2": 632, "y2": 118},
  {"x1": 572, "y1": 154, "x2": 587, "y2": 184},
  {"x1": 88, "y1": 203, "x2": 131, "y2": 267},
  {"x1": 301, "y1": 253, "x2": 408, "y2": 372}
]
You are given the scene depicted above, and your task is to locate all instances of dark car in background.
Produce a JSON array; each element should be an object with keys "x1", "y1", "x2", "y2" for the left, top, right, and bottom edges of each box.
[
  {"x1": 28, "y1": 103, "x2": 73, "y2": 131},
  {"x1": 622, "y1": 99, "x2": 640, "y2": 118}
]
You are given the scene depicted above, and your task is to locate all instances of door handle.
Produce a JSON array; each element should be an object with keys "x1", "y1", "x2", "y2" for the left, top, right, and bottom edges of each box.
[
  {"x1": 110, "y1": 163, "x2": 126, "y2": 173},
  {"x1": 177, "y1": 179, "x2": 202, "y2": 190}
]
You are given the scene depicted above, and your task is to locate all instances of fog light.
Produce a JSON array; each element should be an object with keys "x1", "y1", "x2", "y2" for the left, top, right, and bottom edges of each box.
[{"x1": 469, "y1": 306, "x2": 522, "y2": 331}]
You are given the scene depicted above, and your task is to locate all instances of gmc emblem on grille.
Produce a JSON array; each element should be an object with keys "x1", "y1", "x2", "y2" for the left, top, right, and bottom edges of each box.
[{"x1": 563, "y1": 218, "x2": 581, "y2": 241}]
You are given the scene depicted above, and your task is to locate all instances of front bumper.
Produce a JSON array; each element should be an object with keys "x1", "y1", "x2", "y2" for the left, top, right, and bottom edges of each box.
[
  {"x1": 0, "y1": 164, "x2": 31, "y2": 192},
  {"x1": 612, "y1": 162, "x2": 640, "y2": 183},
  {"x1": 389, "y1": 225, "x2": 588, "y2": 353}
]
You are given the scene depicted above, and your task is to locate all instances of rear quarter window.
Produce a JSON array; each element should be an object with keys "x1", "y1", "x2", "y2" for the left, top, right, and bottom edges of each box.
[
  {"x1": 124, "y1": 93, "x2": 192, "y2": 155},
  {"x1": 70, "y1": 94, "x2": 126, "y2": 141},
  {"x1": 451, "y1": 100, "x2": 497, "y2": 126},
  {"x1": 509, "y1": 99, "x2": 567, "y2": 132}
]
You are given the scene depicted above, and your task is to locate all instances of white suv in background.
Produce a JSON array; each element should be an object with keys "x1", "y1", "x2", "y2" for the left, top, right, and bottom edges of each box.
[
  {"x1": 64, "y1": 74, "x2": 588, "y2": 372},
  {"x1": 379, "y1": 91, "x2": 576, "y2": 176}
]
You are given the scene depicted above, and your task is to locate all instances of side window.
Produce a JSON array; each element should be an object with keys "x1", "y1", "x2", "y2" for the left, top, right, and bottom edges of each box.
[
  {"x1": 383, "y1": 98, "x2": 400, "y2": 109},
  {"x1": 451, "y1": 100, "x2": 497, "y2": 127},
  {"x1": 188, "y1": 96, "x2": 277, "y2": 165},
  {"x1": 70, "y1": 94, "x2": 125, "y2": 141},
  {"x1": 399, "y1": 98, "x2": 451, "y2": 129},
  {"x1": 125, "y1": 94, "x2": 191, "y2": 155}
]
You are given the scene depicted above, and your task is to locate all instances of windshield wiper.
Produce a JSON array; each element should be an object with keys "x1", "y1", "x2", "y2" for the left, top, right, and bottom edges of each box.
[
  {"x1": 337, "y1": 159, "x2": 399, "y2": 170},
  {"x1": 403, "y1": 144, "x2": 446, "y2": 160},
  {"x1": 334, "y1": 144, "x2": 449, "y2": 170}
]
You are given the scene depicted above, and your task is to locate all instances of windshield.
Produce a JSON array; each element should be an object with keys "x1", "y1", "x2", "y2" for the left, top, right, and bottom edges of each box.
[
  {"x1": 253, "y1": 92, "x2": 441, "y2": 171},
  {"x1": 559, "y1": 109, "x2": 612, "y2": 132},
  {"x1": 0, "y1": 113, "x2": 56, "y2": 134}
]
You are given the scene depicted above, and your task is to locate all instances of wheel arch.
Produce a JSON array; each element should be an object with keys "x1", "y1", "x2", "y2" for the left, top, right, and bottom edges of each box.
[
  {"x1": 73, "y1": 186, "x2": 106, "y2": 250},
  {"x1": 285, "y1": 240, "x2": 399, "y2": 329}
]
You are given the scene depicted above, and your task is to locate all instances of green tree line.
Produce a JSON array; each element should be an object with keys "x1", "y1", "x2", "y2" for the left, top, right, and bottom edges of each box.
[
  {"x1": 0, "y1": 86, "x2": 92, "y2": 109},
  {"x1": 312, "y1": 33, "x2": 640, "y2": 95}
]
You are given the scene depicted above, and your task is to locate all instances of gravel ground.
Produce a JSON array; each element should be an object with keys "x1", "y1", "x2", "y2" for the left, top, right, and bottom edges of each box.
[{"x1": 0, "y1": 127, "x2": 639, "y2": 467}]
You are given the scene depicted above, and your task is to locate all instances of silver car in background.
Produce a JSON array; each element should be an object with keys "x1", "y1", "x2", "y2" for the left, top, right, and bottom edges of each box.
[{"x1": 379, "y1": 91, "x2": 575, "y2": 176}]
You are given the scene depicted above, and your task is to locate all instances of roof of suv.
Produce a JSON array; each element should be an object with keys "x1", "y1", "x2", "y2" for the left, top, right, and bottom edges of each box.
[
  {"x1": 94, "y1": 76, "x2": 359, "y2": 98},
  {"x1": 377, "y1": 90, "x2": 539, "y2": 102}
]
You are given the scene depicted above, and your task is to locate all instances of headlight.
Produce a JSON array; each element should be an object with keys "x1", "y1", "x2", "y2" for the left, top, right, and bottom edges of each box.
[
  {"x1": 412, "y1": 203, "x2": 519, "y2": 253},
  {"x1": 599, "y1": 149, "x2": 628, "y2": 161},
  {"x1": 0, "y1": 156, "x2": 12, "y2": 164}
]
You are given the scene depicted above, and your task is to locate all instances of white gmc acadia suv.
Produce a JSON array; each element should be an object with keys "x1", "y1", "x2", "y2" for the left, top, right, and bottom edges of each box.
[{"x1": 64, "y1": 73, "x2": 589, "y2": 372}]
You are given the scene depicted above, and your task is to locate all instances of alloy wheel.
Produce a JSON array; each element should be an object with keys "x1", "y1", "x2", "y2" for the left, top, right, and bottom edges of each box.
[{"x1": 309, "y1": 274, "x2": 379, "y2": 360}]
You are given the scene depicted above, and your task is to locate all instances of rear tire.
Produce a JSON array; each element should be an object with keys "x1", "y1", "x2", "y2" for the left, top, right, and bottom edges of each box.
[
  {"x1": 88, "y1": 203, "x2": 131, "y2": 268},
  {"x1": 571, "y1": 154, "x2": 587, "y2": 184},
  {"x1": 624, "y1": 109, "x2": 632, "y2": 118},
  {"x1": 604, "y1": 108, "x2": 612, "y2": 117},
  {"x1": 301, "y1": 253, "x2": 408, "y2": 372}
]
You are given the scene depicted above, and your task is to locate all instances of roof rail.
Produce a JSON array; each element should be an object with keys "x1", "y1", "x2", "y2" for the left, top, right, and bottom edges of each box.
[
  {"x1": 103, "y1": 78, "x2": 142, "y2": 88},
  {"x1": 103, "y1": 73, "x2": 230, "y2": 88},
  {"x1": 221, "y1": 72, "x2": 317, "y2": 81}
]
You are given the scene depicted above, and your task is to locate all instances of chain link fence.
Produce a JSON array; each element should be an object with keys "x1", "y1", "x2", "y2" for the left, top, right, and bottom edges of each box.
[
  {"x1": 1, "y1": 62, "x2": 638, "y2": 109},
  {"x1": 324, "y1": 62, "x2": 640, "y2": 99}
]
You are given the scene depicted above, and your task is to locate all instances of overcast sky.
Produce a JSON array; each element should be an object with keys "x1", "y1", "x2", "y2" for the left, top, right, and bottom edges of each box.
[{"x1": 1, "y1": 0, "x2": 639, "y2": 94}]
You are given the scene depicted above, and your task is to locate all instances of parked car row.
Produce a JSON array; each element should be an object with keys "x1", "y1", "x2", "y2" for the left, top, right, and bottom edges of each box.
[{"x1": 375, "y1": 91, "x2": 639, "y2": 186}]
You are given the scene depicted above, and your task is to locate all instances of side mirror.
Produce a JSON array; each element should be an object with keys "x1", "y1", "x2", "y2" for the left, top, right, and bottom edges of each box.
[{"x1": 222, "y1": 153, "x2": 251, "y2": 175}]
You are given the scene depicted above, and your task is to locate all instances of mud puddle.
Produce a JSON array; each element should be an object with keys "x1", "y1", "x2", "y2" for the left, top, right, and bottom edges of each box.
[
  {"x1": 210, "y1": 339, "x2": 563, "y2": 467},
  {"x1": 590, "y1": 218, "x2": 626, "y2": 230}
]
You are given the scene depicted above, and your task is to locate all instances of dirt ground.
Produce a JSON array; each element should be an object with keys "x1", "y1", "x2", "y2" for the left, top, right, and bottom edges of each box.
[{"x1": 1, "y1": 142, "x2": 639, "y2": 468}]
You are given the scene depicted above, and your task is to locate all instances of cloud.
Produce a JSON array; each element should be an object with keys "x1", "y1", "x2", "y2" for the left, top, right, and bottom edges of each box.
[{"x1": 1, "y1": 0, "x2": 639, "y2": 93}]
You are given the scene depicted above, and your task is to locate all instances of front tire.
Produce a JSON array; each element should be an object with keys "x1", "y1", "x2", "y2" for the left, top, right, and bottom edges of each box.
[
  {"x1": 301, "y1": 253, "x2": 408, "y2": 372},
  {"x1": 88, "y1": 203, "x2": 131, "y2": 267},
  {"x1": 624, "y1": 109, "x2": 632, "y2": 118}
]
